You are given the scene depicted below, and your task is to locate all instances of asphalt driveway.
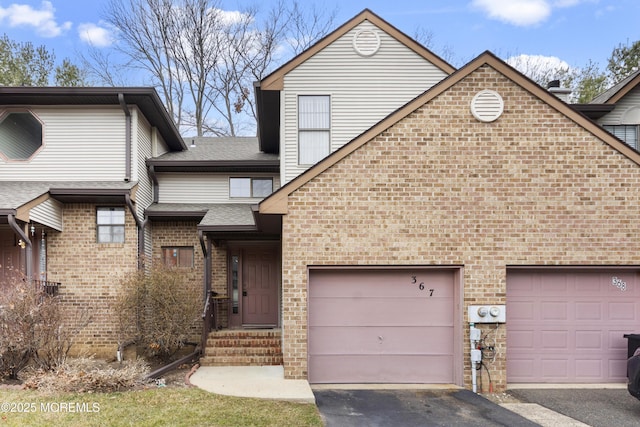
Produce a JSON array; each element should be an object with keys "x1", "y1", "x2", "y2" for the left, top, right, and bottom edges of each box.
[
  {"x1": 314, "y1": 389, "x2": 539, "y2": 427},
  {"x1": 509, "y1": 388, "x2": 640, "y2": 427}
]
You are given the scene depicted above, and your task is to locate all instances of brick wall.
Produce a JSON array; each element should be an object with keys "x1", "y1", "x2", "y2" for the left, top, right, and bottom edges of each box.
[
  {"x1": 47, "y1": 203, "x2": 138, "y2": 358},
  {"x1": 280, "y1": 64, "x2": 640, "y2": 390},
  {"x1": 152, "y1": 221, "x2": 212, "y2": 343}
]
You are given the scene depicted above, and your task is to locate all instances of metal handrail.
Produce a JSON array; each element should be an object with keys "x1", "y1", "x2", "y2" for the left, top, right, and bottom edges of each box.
[
  {"x1": 200, "y1": 292, "x2": 212, "y2": 356},
  {"x1": 33, "y1": 280, "x2": 60, "y2": 296}
]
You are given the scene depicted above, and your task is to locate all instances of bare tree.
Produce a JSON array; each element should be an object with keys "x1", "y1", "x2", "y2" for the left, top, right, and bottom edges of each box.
[{"x1": 95, "y1": 0, "x2": 336, "y2": 137}]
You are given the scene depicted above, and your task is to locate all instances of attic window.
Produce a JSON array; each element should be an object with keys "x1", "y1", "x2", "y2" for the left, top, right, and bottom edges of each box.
[
  {"x1": 0, "y1": 111, "x2": 43, "y2": 161},
  {"x1": 470, "y1": 90, "x2": 504, "y2": 123},
  {"x1": 352, "y1": 29, "x2": 380, "y2": 57}
]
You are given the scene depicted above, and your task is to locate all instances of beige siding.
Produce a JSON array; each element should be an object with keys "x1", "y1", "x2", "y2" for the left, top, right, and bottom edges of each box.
[
  {"x1": 598, "y1": 86, "x2": 640, "y2": 125},
  {"x1": 281, "y1": 20, "x2": 449, "y2": 183},
  {"x1": 152, "y1": 127, "x2": 170, "y2": 157},
  {"x1": 30, "y1": 198, "x2": 63, "y2": 231},
  {"x1": 158, "y1": 173, "x2": 281, "y2": 204},
  {"x1": 133, "y1": 109, "x2": 154, "y2": 218},
  {"x1": 0, "y1": 107, "x2": 128, "y2": 181},
  {"x1": 134, "y1": 109, "x2": 155, "y2": 262}
]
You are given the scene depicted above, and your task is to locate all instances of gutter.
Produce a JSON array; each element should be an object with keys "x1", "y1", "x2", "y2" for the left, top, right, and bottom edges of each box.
[
  {"x1": 8, "y1": 214, "x2": 32, "y2": 279},
  {"x1": 118, "y1": 93, "x2": 132, "y2": 182}
]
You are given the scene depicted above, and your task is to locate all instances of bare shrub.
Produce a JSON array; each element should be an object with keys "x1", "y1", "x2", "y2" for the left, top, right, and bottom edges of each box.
[
  {"x1": 23, "y1": 356, "x2": 151, "y2": 393},
  {"x1": 0, "y1": 275, "x2": 40, "y2": 379},
  {"x1": 0, "y1": 273, "x2": 91, "y2": 380},
  {"x1": 32, "y1": 299, "x2": 92, "y2": 371},
  {"x1": 115, "y1": 265, "x2": 200, "y2": 362}
]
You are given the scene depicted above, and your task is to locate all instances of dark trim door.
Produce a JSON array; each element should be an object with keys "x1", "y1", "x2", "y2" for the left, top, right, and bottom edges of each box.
[{"x1": 229, "y1": 244, "x2": 279, "y2": 328}]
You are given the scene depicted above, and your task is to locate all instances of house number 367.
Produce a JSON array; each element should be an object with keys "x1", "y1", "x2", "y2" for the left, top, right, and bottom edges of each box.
[{"x1": 411, "y1": 276, "x2": 434, "y2": 296}]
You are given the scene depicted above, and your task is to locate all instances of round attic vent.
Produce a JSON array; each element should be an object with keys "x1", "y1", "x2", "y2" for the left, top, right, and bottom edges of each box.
[
  {"x1": 470, "y1": 90, "x2": 504, "y2": 122},
  {"x1": 353, "y1": 29, "x2": 380, "y2": 57}
]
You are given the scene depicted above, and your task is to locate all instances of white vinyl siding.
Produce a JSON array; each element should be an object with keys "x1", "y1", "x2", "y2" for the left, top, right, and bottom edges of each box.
[
  {"x1": 158, "y1": 173, "x2": 280, "y2": 203},
  {"x1": 30, "y1": 198, "x2": 63, "y2": 231},
  {"x1": 598, "y1": 86, "x2": 640, "y2": 126},
  {"x1": 298, "y1": 95, "x2": 330, "y2": 165},
  {"x1": 0, "y1": 107, "x2": 127, "y2": 181},
  {"x1": 598, "y1": 87, "x2": 640, "y2": 151},
  {"x1": 281, "y1": 20, "x2": 450, "y2": 183}
]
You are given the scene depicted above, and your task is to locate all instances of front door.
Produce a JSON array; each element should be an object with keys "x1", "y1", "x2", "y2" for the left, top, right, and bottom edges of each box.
[{"x1": 229, "y1": 245, "x2": 279, "y2": 327}]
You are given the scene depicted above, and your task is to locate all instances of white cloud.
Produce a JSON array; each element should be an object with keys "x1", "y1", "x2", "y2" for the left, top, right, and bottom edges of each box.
[
  {"x1": 506, "y1": 54, "x2": 572, "y2": 84},
  {"x1": 471, "y1": 0, "x2": 550, "y2": 26},
  {"x1": 78, "y1": 22, "x2": 115, "y2": 48},
  {"x1": 471, "y1": 0, "x2": 589, "y2": 26},
  {"x1": 0, "y1": 1, "x2": 71, "y2": 37}
]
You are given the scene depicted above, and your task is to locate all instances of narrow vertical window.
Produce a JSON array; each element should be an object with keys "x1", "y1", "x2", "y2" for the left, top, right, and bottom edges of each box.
[
  {"x1": 97, "y1": 207, "x2": 125, "y2": 243},
  {"x1": 298, "y1": 95, "x2": 330, "y2": 165},
  {"x1": 231, "y1": 255, "x2": 239, "y2": 314}
]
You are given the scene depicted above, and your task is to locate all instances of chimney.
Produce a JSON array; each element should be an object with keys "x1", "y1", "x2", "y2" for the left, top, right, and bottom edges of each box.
[{"x1": 547, "y1": 80, "x2": 571, "y2": 103}]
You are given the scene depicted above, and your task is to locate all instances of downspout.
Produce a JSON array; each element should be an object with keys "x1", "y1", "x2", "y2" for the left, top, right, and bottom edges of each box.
[
  {"x1": 198, "y1": 229, "x2": 210, "y2": 297},
  {"x1": 125, "y1": 194, "x2": 147, "y2": 270},
  {"x1": 148, "y1": 164, "x2": 159, "y2": 203},
  {"x1": 8, "y1": 214, "x2": 32, "y2": 279},
  {"x1": 118, "y1": 93, "x2": 132, "y2": 183}
]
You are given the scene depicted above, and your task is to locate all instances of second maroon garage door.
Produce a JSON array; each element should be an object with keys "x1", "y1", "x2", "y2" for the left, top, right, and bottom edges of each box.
[
  {"x1": 308, "y1": 268, "x2": 457, "y2": 384},
  {"x1": 507, "y1": 268, "x2": 640, "y2": 383}
]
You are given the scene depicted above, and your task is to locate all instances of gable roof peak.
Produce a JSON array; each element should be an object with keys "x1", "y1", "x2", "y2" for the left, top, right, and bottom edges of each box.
[{"x1": 258, "y1": 8, "x2": 456, "y2": 91}]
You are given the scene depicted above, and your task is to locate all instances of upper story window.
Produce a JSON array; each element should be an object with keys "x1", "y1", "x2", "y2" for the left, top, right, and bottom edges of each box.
[
  {"x1": 229, "y1": 177, "x2": 273, "y2": 198},
  {"x1": 0, "y1": 111, "x2": 43, "y2": 161},
  {"x1": 298, "y1": 95, "x2": 330, "y2": 165},
  {"x1": 97, "y1": 207, "x2": 125, "y2": 243},
  {"x1": 604, "y1": 125, "x2": 638, "y2": 150},
  {"x1": 162, "y1": 247, "x2": 194, "y2": 268}
]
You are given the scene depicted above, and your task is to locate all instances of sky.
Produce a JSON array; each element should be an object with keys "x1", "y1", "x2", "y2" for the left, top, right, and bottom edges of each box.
[{"x1": 0, "y1": 0, "x2": 638, "y2": 82}]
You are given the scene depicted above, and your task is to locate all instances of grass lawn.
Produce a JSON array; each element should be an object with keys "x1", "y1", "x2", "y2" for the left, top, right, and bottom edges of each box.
[{"x1": 0, "y1": 387, "x2": 323, "y2": 427}]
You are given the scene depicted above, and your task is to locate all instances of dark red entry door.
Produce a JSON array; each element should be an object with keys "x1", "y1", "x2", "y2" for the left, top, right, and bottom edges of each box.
[{"x1": 242, "y1": 248, "x2": 278, "y2": 326}]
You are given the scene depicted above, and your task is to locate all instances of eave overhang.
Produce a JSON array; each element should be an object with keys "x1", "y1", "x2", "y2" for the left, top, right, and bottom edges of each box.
[{"x1": 0, "y1": 86, "x2": 186, "y2": 151}]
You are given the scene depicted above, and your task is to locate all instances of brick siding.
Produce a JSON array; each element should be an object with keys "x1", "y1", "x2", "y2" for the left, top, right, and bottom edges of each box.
[
  {"x1": 280, "y1": 64, "x2": 640, "y2": 390},
  {"x1": 46, "y1": 203, "x2": 138, "y2": 358}
]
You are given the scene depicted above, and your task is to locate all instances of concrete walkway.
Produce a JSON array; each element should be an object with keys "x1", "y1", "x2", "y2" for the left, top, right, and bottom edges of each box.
[{"x1": 189, "y1": 366, "x2": 316, "y2": 404}]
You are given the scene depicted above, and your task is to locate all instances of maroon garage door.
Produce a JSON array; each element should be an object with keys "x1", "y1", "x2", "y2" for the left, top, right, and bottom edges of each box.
[
  {"x1": 308, "y1": 268, "x2": 456, "y2": 384},
  {"x1": 507, "y1": 268, "x2": 640, "y2": 383}
]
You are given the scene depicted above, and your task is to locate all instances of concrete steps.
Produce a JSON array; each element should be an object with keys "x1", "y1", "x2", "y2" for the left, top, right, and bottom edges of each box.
[{"x1": 200, "y1": 329, "x2": 283, "y2": 366}]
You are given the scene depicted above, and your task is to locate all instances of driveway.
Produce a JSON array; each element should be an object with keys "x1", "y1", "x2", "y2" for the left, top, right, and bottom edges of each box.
[
  {"x1": 313, "y1": 388, "x2": 539, "y2": 427},
  {"x1": 509, "y1": 388, "x2": 640, "y2": 427}
]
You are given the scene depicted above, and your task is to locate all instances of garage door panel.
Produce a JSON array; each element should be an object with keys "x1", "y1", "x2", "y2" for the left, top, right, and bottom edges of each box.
[
  {"x1": 308, "y1": 268, "x2": 456, "y2": 384},
  {"x1": 309, "y1": 326, "x2": 454, "y2": 355},
  {"x1": 309, "y1": 297, "x2": 453, "y2": 326},
  {"x1": 609, "y1": 302, "x2": 636, "y2": 320},
  {"x1": 575, "y1": 331, "x2": 602, "y2": 349},
  {"x1": 309, "y1": 355, "x2": 454, "y2": 384},
  {"x1": 508, "y1": 269, "x2": 640, "y2": 383},
  {"x1": 309, "y1": 270, "x2": 454, "y2": 298}
]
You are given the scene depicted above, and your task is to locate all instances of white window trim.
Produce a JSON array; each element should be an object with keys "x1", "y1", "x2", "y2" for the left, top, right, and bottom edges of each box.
[{"x1": 298, "y1": 95, "x2": 331, "y2": 166}]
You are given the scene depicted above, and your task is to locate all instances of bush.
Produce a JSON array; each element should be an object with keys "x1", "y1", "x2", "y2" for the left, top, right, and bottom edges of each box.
[
  {"x1": 0, "y1": 275, "x2": 40, "y2": 379},
  {"x1": 23, "y1": 357, "x2": 151, "y2": 393},
  {"x1": 115, "y1": 265, "x2": 200, "y2": 362},
  {"x1": 0, "y1": 274, "x2": 90, "y2": 380}
]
